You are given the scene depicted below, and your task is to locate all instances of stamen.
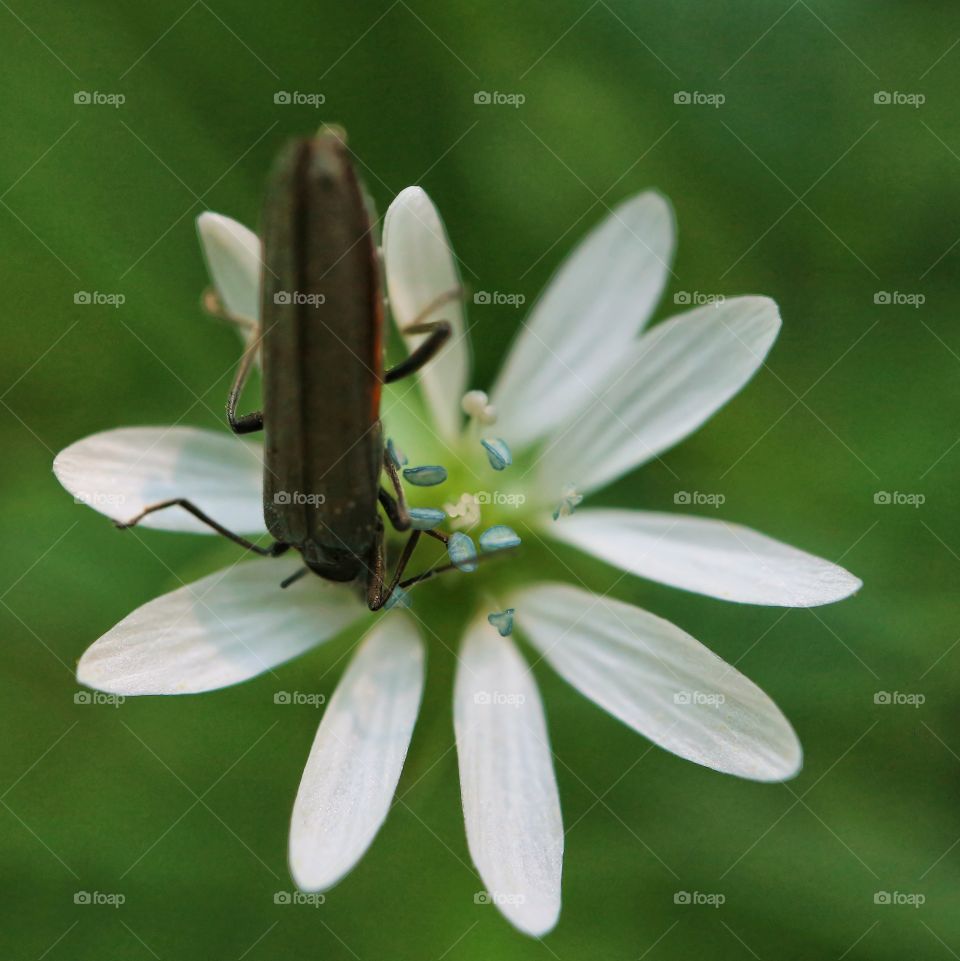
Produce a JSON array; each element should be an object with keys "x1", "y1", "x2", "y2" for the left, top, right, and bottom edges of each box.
[
  {"x1": 481, "y1": 437, "x2": 512, "y2": 471},
  {"x1": 403, "y1": 465, "x2": 448, "y2": 487},
  {"x1": 445, "y1": 493, "x2": 481, "y2": 530},
  {"x1": 479, "y1": 525, "x2": 521, "y2": 552},
  {"x1": 461, "y1": 389, "x2": 497, "y2": 424},
  {"x1": 384, "y1": 586, "x2": 411, "y2": 610},
  {"x1": 408, "y1": 507, "x2": 446, "y2": 531},
  {"x1": 552, "y1": 483, "x2": 584, "y2": 520},
  {"x1": 487, "y1": 609, "x2": 515, "y2": 637},
  {"x1": 386, "y1": 438, "x2": 408, "y2": 470},
  {"x1": 447, "y1": 532, "x2": 478, "y2": 572}
]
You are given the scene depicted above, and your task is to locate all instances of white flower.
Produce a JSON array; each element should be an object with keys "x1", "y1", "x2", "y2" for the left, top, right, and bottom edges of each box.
[{"x1": 53, "y1": 187, "x2": 861, "y2": 938}]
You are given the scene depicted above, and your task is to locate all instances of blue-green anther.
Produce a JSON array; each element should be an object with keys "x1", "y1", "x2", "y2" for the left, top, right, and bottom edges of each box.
[
  {"x1": 487, "y1": 609, "x2": 515, "y2": 637},
  {"x1": 479, "y1": 525, "x2": 521, "y2": 553},
  {"x1": 447, "y1": 532, "x2": 478, "y2": 572},
  {"x1": 403, "y1": 464, "x2": 447, "y2": 487},
  {"x1": 403, "y1": 465, "x2": 448, "y2": 486},
  {"x1": 386, "y1": 438, "x2": 407, "y2": 470},
  {"x1": 384, "y1": 586, "x2": 411, "y2": 610},
  {"x1": 481, "y1": 437, "x2": 513, "y2": 471},
  {"x1": 408, "y1": 507, "x2": 446, "y2": 531}
]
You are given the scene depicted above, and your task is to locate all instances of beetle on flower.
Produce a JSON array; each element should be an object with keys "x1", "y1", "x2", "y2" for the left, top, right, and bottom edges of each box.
[{"x1": 54, "y1": 179, "x2": 860, "y2": 937}]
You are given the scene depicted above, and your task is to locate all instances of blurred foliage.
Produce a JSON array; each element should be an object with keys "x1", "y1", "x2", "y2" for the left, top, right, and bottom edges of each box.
[{"x1": 2, "y1": 0, "x2": 959, "y2": 958}]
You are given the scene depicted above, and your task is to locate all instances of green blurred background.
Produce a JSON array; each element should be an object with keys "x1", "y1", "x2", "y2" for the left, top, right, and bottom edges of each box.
[{"x1": 2, "y1": 0, "x2": 957, "y2": 957}]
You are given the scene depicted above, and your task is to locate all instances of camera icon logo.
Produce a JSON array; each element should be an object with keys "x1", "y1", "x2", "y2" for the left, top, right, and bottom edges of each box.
[
  {"x1": 474, "y1": 891, "x2": 491, "y2": 904},
  {"x1": 674, "y1": 91, "x2": 692, "y2": 104},
  {"x1": 274, "y1": 891, "x2": 292, "y2": 904},
  {"x1": 674, "y1": 891, "x2": 692, "y2": 904},
  {"x1": 873, "y1": 491, "x2": 891, "y2": 505},
  {"x1": 74, "y1": 891, "x2": 91, "y2": 904},
  {"x1": 673, "y1": 291, "x2": 692, "y2": 305},
  {"x1": 274, "y1": 91, "x2": 292, "y2": 105},
  {"x1": 274, "y1": 491, "x2": 291, "y2": 505},
  {"x1": 74, "y1": 91, "x2": 91, "y2": 105},
  {"x1": 73, "y1": 691, "x2": 91, "y2": 705},
  {"x1": 873, "y1": 691, "x2": 891, "y2": 705},
  {"x1": 473, "y1": 291, "x2": 491, "y2": 305},
  {"x1": 674, "y1": 491, "x2": 691, "y2": 505},
  {"x1": 874, "y1": 891, "x2": 891, "y2": 904},
  {"x1": 274, "y1": 691, "x2": 292, "y2": 705},
  {"x1": 74, "y1": 291, "x2": 91, "y2": 305},
  {"x1": 473, "y1": 691, "x2": 492, "y2": 705},
  {"x1": 474, "y1": 91, "x2": 492, "y2": 105},
  {"x1": 874, "y1": 291, "x2": 891, "y2": 305},
  {"x1": 874, "y1": 91, "x2": 891, "y2": 105},
  {"x1": 274, "y1": 291, "x2": 292, "y2": 305}
]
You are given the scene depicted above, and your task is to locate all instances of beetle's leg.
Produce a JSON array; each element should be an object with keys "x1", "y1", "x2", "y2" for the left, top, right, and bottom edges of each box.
[
  {"x1": 203, "y1": 288, "x2": 258, "y2": 337},
  {"x1": 226, "y1": 333, "x2": 265, "y2": 434},
  {"x1": 280, "y1": 566, "x2": 309, "y2": 589},
  {"x1": 384, "y1": 319, "x2": 452, "y2": 383},
  {"x1": 367, "y1": 522, "x2": 426, "y2": 611},
  {"x1": 116, "y1": 498, "x2": 289, "y2": 557},
  {"x1": 379, "y1": 451, "x2": 411, "y2": 531}
]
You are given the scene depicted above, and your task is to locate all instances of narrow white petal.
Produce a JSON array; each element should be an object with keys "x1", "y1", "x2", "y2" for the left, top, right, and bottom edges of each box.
[
  {"x1": 196, "y1": 212, "x2": 261, "y2": 325},
  {"x1": 290, "y1": 615, "x2": 424, "y2": 891},
  {"x1": 549, "y1": 509, "x2": 862, "y2": 607},
  {"x1": 511, "y1": 583, "x2": 801, "y2": 781},
  {"x1": 77, "y1": 558, "x2": 364, "y2": 694},
  {"x1": 454, "y1": 612, "x2": 563, "y2": 937},
  {"x1": 534, "y1": 297, "x2": 781, "y2": 497},
  {"x1": 53, "y1": 427, "x2": 265, "y2": 534},
  {"x1": 383, "y1": 187, "x2": 468, "y2": 440},
  {"x1": 491, "y1": 193, "x2": 675, "y2": 449}
]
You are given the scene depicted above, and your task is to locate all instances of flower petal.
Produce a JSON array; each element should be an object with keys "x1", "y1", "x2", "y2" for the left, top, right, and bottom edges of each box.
[
  {"x1": 289, "y1": 614, "x2": 424, "y2": 891},
  {"x1": 510, "y1": 583, "x2": 801, "y2": 781},
  {"x1": 383, "y1": 187, "x2": 468, "y2": 440},
  {"x1": 454, "y1": 611, "x2": 563, "y2": 937},
  {"x1": 534, "y1": 296, "x2": 781, "y2": 498},
  {"x1": 548, "y1": 509, "x2": 862, "y2": 607},
  {"x1": 77, "y1": 558, "x2": 364, "y2": 695},
  {"x1": 54, "y1": 426, "x2": 265, "y2": 534},
  {"x1": 490, "y1": 192, "x2": 675, "y2": 449},
  {"x1": 196, "y1": 212, "x2": 261, "y2": 326}
]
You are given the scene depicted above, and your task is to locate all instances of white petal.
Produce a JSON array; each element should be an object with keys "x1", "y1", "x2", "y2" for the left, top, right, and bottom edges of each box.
[
  {"x1": 510, "y1": 583, "x2": 801, "y2": 781},
  {"x1": 77, "y1": 558, "x2": 364, "y2": 694},
  {"x1": 454, "y1": 611, "x2": 563, "y2": 937},
  {"x1": 196, "y1": 212, "x2": 261, "y2": 325},
  {"x1": 534, "y1": 296, "x2": 781, "y2": 497},
  {"x1": 491, "y1": 193, "x2": 675, "y2": 449},
  {"x1": 383, "y1": 187, "x2": 468, "y2": 440},
  {"x1": 53, "y1": 427, "x2": 265, "y2": 534},
  {"x1": 548, "y1": 509, "x2": 862, "y2": 607},
  {"x1": 289, "y1": 615, "x2": 424, "y2": 891}
]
